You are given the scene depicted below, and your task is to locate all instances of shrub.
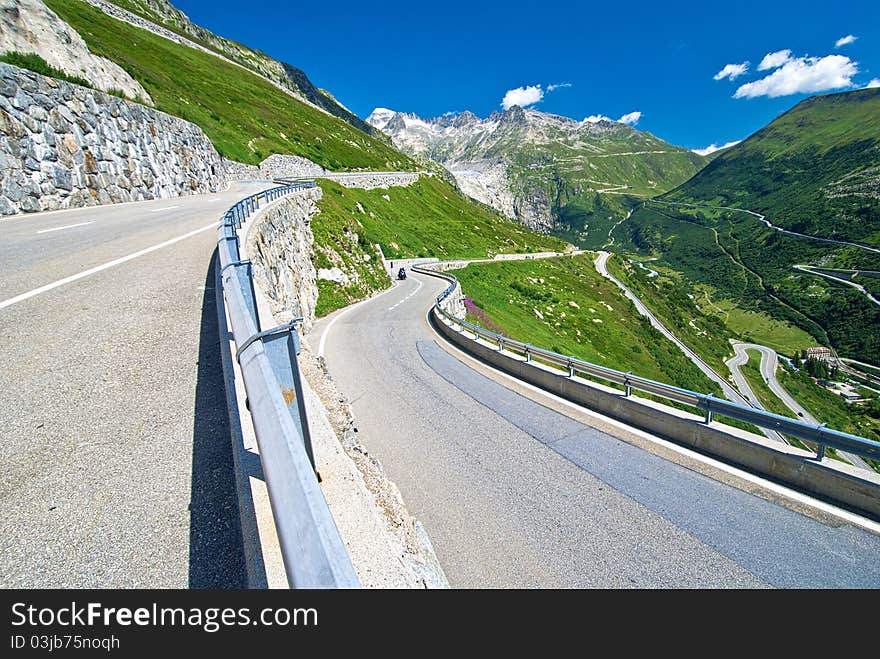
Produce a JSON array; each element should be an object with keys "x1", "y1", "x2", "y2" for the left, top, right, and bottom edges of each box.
[{"x1": 0, "y1": 51, "x2": 92, "y2": 88}]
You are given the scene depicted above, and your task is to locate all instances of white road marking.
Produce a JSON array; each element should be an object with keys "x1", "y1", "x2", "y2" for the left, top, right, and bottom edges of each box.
[
  {"x1": 317, "y1": 280, "x2": 403, "y2": 358},
  {"x1": 388, "y1": 276, "x2": 423, "y2": 311},
  {"x1": 36, "y1": 221, "x2": 94, "y2": 234},
  {"x1": 430, "y1": 310, "x2": 880, "y2": 536},
  {"x1": 0, "y1": 221, "x2": 219, "y2": 311},
  {"x1": 149, "y1": 205, "x2": 179, "y2": 212}
]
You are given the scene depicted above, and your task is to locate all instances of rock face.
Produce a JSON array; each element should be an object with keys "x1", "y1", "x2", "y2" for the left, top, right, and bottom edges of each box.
[
  {"x1": 0, "y1": 63, "x2": 224, "y2": 215},
  {"x1": 247, "y1": 188, "x2": 322, "y2": 333},
  {"x1": 0, "y1": 0, "x2": 151, "y2": 103},
  {"x1": 222, "y1": 158, "x2": 262, "y2": 181},
  {"x1": 367, "y1": 106, "x2": 707, "y2": 237}
]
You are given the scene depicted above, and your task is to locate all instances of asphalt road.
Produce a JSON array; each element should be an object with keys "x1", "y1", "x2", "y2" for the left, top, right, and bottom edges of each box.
[
  {"x1": 0, "y1": 184, "x2": 268, "y2": 587},
  {"x1": 794, "y1": 265, "x2": 880, "y2": 307},
  {"x1": 594, "y1": 252, "x2": 752, "y2": 407},
  {"x1": 727, "y1": 343, "x2": 871, "y2": 470},
  {"x1": 313, "y1": 268, "x2": 880, "y2": 588}
]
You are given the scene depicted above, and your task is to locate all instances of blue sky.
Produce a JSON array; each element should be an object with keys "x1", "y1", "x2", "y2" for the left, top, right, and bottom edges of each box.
[{"x1": 174, "y1": 0, "x2": 879, "y2": 152}]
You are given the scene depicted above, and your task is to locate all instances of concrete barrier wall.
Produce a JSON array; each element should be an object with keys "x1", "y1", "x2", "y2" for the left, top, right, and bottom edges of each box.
[{"x1": 432, "y1": 312, "x2": 880, "y2": 519}]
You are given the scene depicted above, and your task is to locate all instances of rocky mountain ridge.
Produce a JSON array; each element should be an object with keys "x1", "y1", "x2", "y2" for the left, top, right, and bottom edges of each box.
[{"x1": 367, "y1": 105, "x2": 706, "y2": 243}]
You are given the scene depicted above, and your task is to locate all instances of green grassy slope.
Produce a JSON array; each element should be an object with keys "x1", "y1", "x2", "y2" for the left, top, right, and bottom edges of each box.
[
  {"x1": 448, "y1": 255, "x2": 721, "y2": 395},
  {"x1": 103, "y1": 0, "x2": 383, "y2": 138},
  {"x1": 311, "y1": 177, "x2": 570, "y2": 315},
  {"x1": 315, "y1": 177, "x2": 568, "y2": 260},
  {"x1": 604, "y1": 251, "x2": 744, "y2": 376},
  {"x1": 621, "y1": 203, "x2": 880, "y2": 364},
  {"x1": 45, "y1": 0, "x2": 412, "y2": 169},
  {"x1": 779, "y1": 368, "x2": 880, "y2": 443},
  {"x1": 665, "y1": 88, "x2": 880, "y2": 245}
]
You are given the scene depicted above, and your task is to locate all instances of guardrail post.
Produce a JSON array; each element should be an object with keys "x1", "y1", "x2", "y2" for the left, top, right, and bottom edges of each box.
[
  {"x1": 222, "y1": 259, "x2": 260, "y2": 330},
  {"x1": 525, "y1": 346, "x2": 531, "y2": 362},
  {"x1": 498, "y1": 337, "x2": 504, "y2": 351},
  {"x1": 235, "y1": 320, "x2": 317, "y2": 476},
  {"x1": 704, "y1": 393, "x2": 714, "y2": 424},
  {"x1": 816, "y1": 423, "x2": 828, "y2": 460},
  {"x1": 568, "y1": 359, "x2": 575, "y2": 377},
  {"x1": 624, "y1": 372, "x2": 632, "y2": 397}
]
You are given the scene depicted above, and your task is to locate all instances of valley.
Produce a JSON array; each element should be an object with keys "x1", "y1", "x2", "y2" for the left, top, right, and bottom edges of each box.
[{"x1": 366, "y1": 106, "x2": 705, "y2": 246}]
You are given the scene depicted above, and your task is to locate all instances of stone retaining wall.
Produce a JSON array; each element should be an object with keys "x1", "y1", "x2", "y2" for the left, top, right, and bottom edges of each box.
[
  {"x1": 0, "y1": 63, "x2": 224, "y2": 215},
  {"x1": 327, "y1": 172, "x2": 419, "y2": 189}
]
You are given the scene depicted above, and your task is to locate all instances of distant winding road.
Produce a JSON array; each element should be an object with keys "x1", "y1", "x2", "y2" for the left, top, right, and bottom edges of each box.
[
  {"x1": 594, "y1": 253, "x2": 754, "y2": 406},
  {"x1": 793, "y1": 265, "x2": 880, "y2": 307},
  {"x1": 726, "y1": 344, "x2": 871, "y2": 470},
  {"x1": 648, "y1": 199, "x2": 880, "y2": 255}
]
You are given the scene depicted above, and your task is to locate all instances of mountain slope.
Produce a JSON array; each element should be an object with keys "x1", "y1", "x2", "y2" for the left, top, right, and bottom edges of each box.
[
  {"x1": 44, "y1": 0, "x2": 411, "y2": 169},
  {"x1": 100, "y1": 0, "x2": 384, "y2": 139},
  {"x1": 367, "y1": 106, "x2": 706, "y2": 246},
  {"x1": 666, "y1": 88, "x2": 880, "y2": 245},
  {"x1": 620, "y1": 89, "x2": 880, "y2": 365},
  {"x1": 312, "y1": 177, "x2": 570, "y2": 315}
]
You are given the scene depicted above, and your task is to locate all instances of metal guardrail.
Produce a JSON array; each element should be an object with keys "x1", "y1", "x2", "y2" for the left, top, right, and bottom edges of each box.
[
  {"x1": 217, "y1": 182, "x2": 360, "y2": 588},
  {"x1": 413, "y1": 265, "x2": 880, "y2": 464}
]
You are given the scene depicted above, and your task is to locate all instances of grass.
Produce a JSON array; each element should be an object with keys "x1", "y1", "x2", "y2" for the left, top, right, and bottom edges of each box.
[
  {"x1": 779, "y1": 368, "x2": 880, "y2": 443},
  {"x1": 666, "y1": 87, "x2": 880, "y2": 246},
  {"x1": 2, "y1": 51, "x2": 92, "y2": 90},
  {"x1": 620, "y1": 203, "x2": 879, "y2": 364},
  {"x1": 45, "y1": 0, "x2": 413, "y2": 170},
  {"x1": 605, "y1": 253, "x2": 740, "y2": 377},
  {"x1": 103, "y1": 0, "x2": 229, "y2": 57},
  {"x1": 314, "y1": 177, "x2": 568, "y2": 261},
  {"x1": 448, "y1": 254, "x2": 722, "y2": 395},
  {"x1": 715, "y1": 303, "x2": 815, "y2": 356},
  {"x1": 310, "y1": 177, "x2": 567, "y2": 316}
]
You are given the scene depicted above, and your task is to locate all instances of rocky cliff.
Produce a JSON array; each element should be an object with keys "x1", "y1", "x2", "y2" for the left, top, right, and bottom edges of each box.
[
  {"x1": 246, "y1": 188, "x2": 322, "y2": 333},
  {"x1": 0, "y1": 0, "x2": 151, "y2": 103}
]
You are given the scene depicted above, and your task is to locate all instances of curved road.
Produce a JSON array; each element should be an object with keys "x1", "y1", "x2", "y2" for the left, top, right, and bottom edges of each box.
[
  {"x1": 727, "y1": 344, "x2": 871, "y2": 471},
  {"x1": 594, "y1": 252, "x2": 758, "y2": 409},
  {"x1": 648, "y1": 200, "x2": 880, "y2": 255},
  {"x1": 793, "y1": 265, "x2": 880, "y2": 307},
  {"x1": 0, "y1": 183, "x2": 270, "y2": 587},
  {"x1": 312, "y1": 267, "x2": 880, "y2": 587}
]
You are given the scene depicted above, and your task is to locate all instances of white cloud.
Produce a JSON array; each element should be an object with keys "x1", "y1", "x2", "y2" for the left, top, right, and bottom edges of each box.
[
  {"x1": 501, "y1": 84, "x2": 544, "y2": 110},
  {"x1": 501, "y1": 81, "x2": 573, "y2": 109},
  {"x1": 835, "y1": 34, "x2": 857, "y2": 48},
  {"x1": 714, "y1": 62, "x2": 749, "y2": 81},
  {"x1": 758, "y1": 49, "x2": 792, "y2": 71},
  {"x1": 581, "y1": 112, "x2": 641, "y2": 126},
  {"x1": 734, "y1": 54, "x2": 858, "y2": 98},
  {"x1": 866, "y1": 78, "x2": 880, "y2": 88},
  {"x1": 693, "y1": 140, "x2": 741, "y2": 156}
]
